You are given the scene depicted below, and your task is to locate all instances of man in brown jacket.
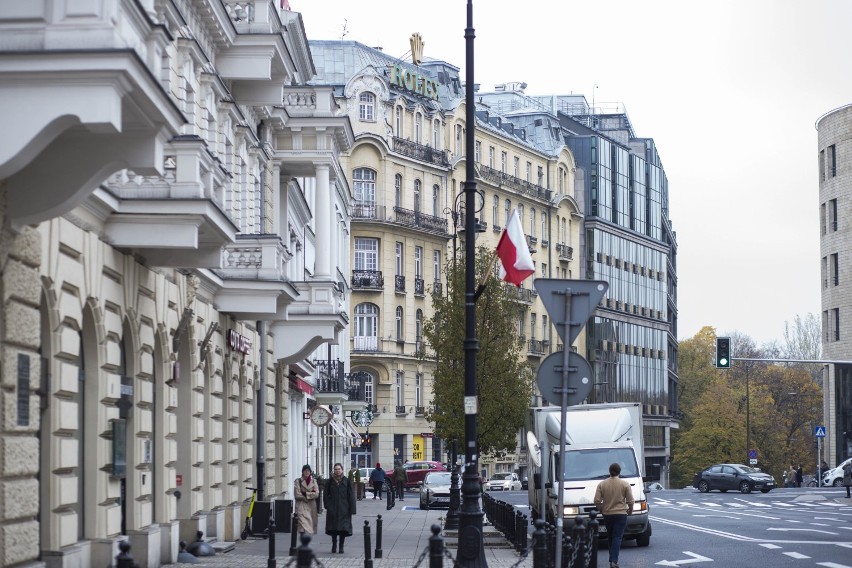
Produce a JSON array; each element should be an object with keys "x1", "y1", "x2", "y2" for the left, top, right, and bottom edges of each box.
[{"x1": 593, "y1": 462, "x2": 634, "y2": 568}]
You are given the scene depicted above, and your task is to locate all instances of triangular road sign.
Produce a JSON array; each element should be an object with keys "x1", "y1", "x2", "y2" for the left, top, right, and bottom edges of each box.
[{"x1": 533, "y1": 279, "x2": 608, "y2": 345}]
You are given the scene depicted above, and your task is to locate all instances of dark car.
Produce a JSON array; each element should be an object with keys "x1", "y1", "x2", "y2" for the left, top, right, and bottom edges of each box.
[
  {"x1": 693, "y1": 463, "x2": 776, "y2": 494},
  {"x1": 404, "y1": 460, "x2": 447, "y2": 489}
]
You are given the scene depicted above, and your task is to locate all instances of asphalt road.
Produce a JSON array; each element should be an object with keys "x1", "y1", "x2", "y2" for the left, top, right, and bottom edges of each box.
[{"x1": 487, "y1": 486, "x2": 852, "y2": 567}]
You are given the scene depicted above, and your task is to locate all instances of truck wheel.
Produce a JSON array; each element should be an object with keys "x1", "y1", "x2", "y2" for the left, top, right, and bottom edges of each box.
[{"x1": 635, "y1": 527, "x2": 651, "y2": 547}]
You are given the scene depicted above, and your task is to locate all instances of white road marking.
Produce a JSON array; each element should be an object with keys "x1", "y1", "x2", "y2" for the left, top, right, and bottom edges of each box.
[
  {"x1": 815, "y1": 517, "x2": 843, "y2": 521},
  {"x1": 701, "y1": 502, "x2": 722, "y2": 507},
  {"x1": 759, "y1": 543, "x2": 781, "y2": 549},
  {"x1": 655, "y1": 551, "x2": 712, "y2": 566},
  {"x1": 767, "y1": 527, "x2": 839, "y2": 535},
  {"x1": 817, "y1": 563, "x2": 852, "y2": 568},
  {"x1": 783, "y1": 552, "x2": 810, "y2": 559},
  {"x1": 813, "y1": 523, "x2": 831, "y2": 526},
  {"x1": 771, "y1": 502, "x2": 796, "y2": 507}
]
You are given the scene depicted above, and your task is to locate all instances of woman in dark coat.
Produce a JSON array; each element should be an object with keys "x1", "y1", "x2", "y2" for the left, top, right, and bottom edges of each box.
[{"x1": 324, "y1": 462, "x2": 356, "y2": 553}]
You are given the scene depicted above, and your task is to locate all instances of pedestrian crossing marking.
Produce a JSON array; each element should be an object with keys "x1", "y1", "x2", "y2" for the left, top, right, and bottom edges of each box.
[
  {"x1": 759, "y1": 543, "x2": 781, "y2": 549},
  {"x1": 784, "y1": 552, "x2": 811, "y2": 559}
]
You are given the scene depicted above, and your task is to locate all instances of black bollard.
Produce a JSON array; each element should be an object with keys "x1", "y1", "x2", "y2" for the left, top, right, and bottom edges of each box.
[
  {"x1": 186, "y1": 531, "x2": 215, "y2": 557},
  {"x1": 587, "y1": 512, "x2": 599, "y2": 568},
  {"x1": 429, "y1": 524, "x2": 444, "y2": 568},
  {"x1": 115, "y1": 540, "x2": 137, "y2": 568},
  {"x1": 363, "y1": 520, "x2": 373, "y2": 568},
  {"x1": 289, "y1": 512, "x2": 298, "y2": 556},
  {"x1": 385, "y1": 479, "x2": 394, "y2": 510},
  {"x1": 296, "y1": 532, "x2": 314, "y2": 568},
  {"x1": 532, "y1": 519, "x2": 547, "y2": 568},
  {"x1": 374, "y1": 514, "x2": 383, "y2": 558},
  {"x1": 266, "y1": 516, "x2": 276, "y2": 568}
]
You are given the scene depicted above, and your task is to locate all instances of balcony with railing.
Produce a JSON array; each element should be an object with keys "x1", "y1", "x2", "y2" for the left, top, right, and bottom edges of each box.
[
  {"x1": 395, "y1": 275, "x2": 406, "y2": 293},
  {"x1": 477, "y1": 164, "x2": 552, "y2": 202},
  {"x1": 314, "y1": 358, "x2": 345, "y2": 392},
  {"x1": 353, "y1": 202, "x2": 384, "y2": 220},
  {"x1": 556, "y1": 243, "x2": 574, "y2": 261},
  {"x1": 504, "y1": 283, "x2": 536, "y2": 304},
  {"x1": 432, "y1": 281, "x2": 443, "y2": 296},
  {"x1": 527, "y1": 339, "x2": 548, "y2": 356},
  {"x1": 391, "y1": 136, "x2": 450, "y2": 167},
  {"x1": 415, "y1": 406, "x2": 425, "y2": 416},
  {"x1": 344, "y1": 371, "x2": 369, "y2": 407},
  {"x1": 351, "y1": 337, "x2": 434, "y2": 359},
  {"x1": 351, "y1": 270, "x2": 384, "y2": 290},
  {"x1": 393, "y1": 206, "x2": 448, "y2": 234},
  {"x1": 414, "y1": 277, "x2": 425, "y2": 296}
]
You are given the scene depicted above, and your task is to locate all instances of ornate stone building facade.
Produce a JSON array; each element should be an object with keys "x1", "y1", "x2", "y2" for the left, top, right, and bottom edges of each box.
[{"x1": 0, "y1": 2, "x2": 358, "y2": 566}]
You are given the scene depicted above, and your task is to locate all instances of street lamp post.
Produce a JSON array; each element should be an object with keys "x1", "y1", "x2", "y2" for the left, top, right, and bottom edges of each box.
[{"x1": 457, "y1": 0, "x2": 487, "y2": 565}]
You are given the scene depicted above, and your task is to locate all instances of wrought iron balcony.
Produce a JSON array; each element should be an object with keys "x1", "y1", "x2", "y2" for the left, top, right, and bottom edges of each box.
[
  {"x1": 313, "y1": 358, "x2": 345, "y2": 393},
  {"x1": 504, "y1": 283, "x2": 534, "y2": 303},
  {"x1": 527, "y1": 339, "x2": 547, "y2": 356},
  {"x1": 432, "y1": 281, "x2": 443, "y2": 296},
  {"x1": 395, "y1": 275, "x2": 406, "y2": 293},
  {"x1": 395, "y1": 405, "x2": 407, "y2": 415},
  {"x1": 351, "y1": 270, "x2": 384, "y2": 290},
  {"x1": 415, "y1": 406, "x2": 425, "y2": 416},
  {"x1": 393, "y1": 206, "x2": 448, "y2": 234},
  {"x1": 477, "y1": 164, "x2": 552, "y2": 202},
  {"x1": 345, "y1": 371, "x2": 369, "y2": 402},
  {"x1": 392, "y1": 136, "x2": 450, "y2": 167},
  {"x1": 556, "y1": 243, "x2": 573, "y2": 261},
  {"x1": 353, "y1": 202, "x2": 384, "y2": 220},
  {"x1": 414, "y1": 277, "x2": 425, "y2": 296}
]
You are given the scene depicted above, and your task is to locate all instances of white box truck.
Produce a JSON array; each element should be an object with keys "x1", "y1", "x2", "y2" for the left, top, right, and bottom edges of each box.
[{"x1": 526, "y1": 402, "x2": 651, "y2": 546}]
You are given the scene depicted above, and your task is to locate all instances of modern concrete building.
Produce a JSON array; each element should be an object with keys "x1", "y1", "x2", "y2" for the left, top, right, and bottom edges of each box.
[
  {"x1": 308, "y1": 40, "x2": 584, "y2": 481},
  {"x1": 817, "y1": 104, "x2": 852, "y2": 466},
  {"x1": 0, "y1": 2, "x2": 362, "y2": 566}
]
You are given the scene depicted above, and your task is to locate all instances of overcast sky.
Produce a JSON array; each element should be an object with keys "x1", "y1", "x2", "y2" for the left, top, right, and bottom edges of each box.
[{"x1": 292, "y1": 0, "x2": 852, "y2": 346}]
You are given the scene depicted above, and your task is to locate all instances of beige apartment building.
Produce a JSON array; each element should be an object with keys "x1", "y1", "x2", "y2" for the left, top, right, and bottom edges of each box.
[{"x1": 309, "y1": 40, "x2": 583, "y2": 478}]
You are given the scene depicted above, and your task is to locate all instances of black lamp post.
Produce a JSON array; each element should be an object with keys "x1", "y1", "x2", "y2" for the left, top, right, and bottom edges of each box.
[{"x1": 457, "y1": 0, "x2": 487, "y2": 565}]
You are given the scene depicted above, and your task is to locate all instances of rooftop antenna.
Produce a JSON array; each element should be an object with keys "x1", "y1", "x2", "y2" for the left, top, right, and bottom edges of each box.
[{"x1": 340, "y1": 18, "x2": 349, "y2": 40}]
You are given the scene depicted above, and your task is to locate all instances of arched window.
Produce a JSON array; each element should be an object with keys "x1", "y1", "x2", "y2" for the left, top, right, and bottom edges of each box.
[
  {"x1": 517, "y1": 203, "x2": 524, "y2": 228},
  {"x1": 354, "y1": 303, "x2": 379, "y2": 351},
  {"x1": 414, "y1": 180, "x2": 422, "y2": 214},
  {"x1": 395, "y1": 174, "x2": 402, "y2": 208},
  {"x1": 415, "y1": 112, "x2": 422, "y2": 143},
  {"x1": 364, "y1": 371, "x2": 375, "y2": 404},
  {"x1": 541, "y1": 213, "x2": 547, "y2": 242},
  {"x1": 396, "y1": 306, "x2": 404, "y2": 341},
  {"x1": 359, "y1": 92, "x2": 375, "y2": 121},
  {"x1": 530, "y1": 208, "x2": 536, "y2": 238},
  {"x1": 353, "y1": 168, "x2": 377, "y2": 206},
  {"x1": 561, "y1": 218, "x2": 567, "y2": 244},
  {"x1": 396, "y1": 106, "x2": 403, "y2": 137},
  {"x1": 432, "y1": 184, "x2": 440, "y2": 216}
]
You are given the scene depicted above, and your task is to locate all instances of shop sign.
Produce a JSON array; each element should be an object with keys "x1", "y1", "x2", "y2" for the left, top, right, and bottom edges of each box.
[
  {"x1": 227, "y1": 329, "x2": 252, "y2": 355},
  {"x1": 390, "y1": 64, "x2": 440, "y2": 101}
]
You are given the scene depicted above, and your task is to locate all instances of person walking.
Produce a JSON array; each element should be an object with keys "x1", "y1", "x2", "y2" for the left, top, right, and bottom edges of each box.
[
  {"x1": 843, "y1": 461, "x2": 852, "y2": 498},
  {"x1": 348, "y1": 464, "x2": 363, "y2": 500},
  {"x1": 294, "y1": 464, "x2": 319, "y2": 536},
  {"x1": 324, "y1": 463, "x2": 356, "y2": 553},
  {"x1": 795, "y1": 464, "x2": 804, "y2": 488},
  {"x1": 594, "y1": 462, "x2": 634, "y2": 568},
  {"x1": 393, "y1": 461, "x2": 407, "y2": 501},
  {"x1": 369, "y1": 462, "x2": 386, "y2": 499},
  {"x1": 787, "y1": 464, "x2": 797, "y2": 488}
]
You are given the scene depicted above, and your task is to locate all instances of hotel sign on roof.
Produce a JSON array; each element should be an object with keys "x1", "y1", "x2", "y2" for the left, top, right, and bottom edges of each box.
[{"x1": 389, "y1": 64, "x2": 440, "y2": 101}]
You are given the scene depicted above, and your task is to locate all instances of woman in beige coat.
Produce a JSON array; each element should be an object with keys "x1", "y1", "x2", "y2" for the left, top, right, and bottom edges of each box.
[{"x1": 294, "y1": 464, "x2": 320, "y2": 534}]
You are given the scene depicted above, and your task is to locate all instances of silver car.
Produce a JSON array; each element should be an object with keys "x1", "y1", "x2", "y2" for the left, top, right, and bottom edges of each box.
[{"x1": 419, "y1": 471, "x2": 453, "y2": 510}]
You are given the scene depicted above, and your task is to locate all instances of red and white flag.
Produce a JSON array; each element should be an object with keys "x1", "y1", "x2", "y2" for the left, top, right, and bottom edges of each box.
[{"x1": 496, "y1": 209, "x2": 535, "y2": 287}]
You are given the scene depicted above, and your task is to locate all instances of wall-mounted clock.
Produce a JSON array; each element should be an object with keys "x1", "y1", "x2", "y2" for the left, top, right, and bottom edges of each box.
[{"x1": 310, "y1": 406, "x2": 332, "y2": 427}]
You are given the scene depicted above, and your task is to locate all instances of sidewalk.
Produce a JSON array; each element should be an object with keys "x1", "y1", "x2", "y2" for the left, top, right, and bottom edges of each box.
[{"x1": 180, "y1": 491, "x2": 535, "y2": 567}]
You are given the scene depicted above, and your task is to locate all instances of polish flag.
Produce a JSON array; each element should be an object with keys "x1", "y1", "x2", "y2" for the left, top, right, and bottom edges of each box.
[{"x1": 497, "y1": 209, "x2": 535, "y2": 287}]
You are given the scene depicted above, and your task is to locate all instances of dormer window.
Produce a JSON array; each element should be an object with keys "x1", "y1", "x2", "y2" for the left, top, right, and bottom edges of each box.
[{"x1": 359, "y1": 92, "x2": 376, "y2": 121}]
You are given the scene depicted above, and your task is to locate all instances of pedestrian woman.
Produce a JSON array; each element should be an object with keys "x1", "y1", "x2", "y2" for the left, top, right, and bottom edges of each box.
[
  {"x1": 843, "y1": 461, "x2": 852, "y2": 498},
  {"x1": 594, "y1": 462, "x2": 634, "y2": 568},
  {"x1": 324, "y1": 463, "x2": 356, "y2": 553},
  {"x1": 795, "y1": 464, "x2": 804, "y2": 488},
  {"x1": 294, "y1": 464, "x2": 319, "y2": 535}
]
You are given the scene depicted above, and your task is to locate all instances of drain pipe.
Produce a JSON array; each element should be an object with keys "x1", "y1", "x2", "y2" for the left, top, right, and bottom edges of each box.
[{"x1": 256, "y1": 320, "x2": 266, "y2": 501}]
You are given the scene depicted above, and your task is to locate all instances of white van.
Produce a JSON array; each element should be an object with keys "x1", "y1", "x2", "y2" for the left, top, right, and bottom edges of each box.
[{"x1": 823, "y1": 458, "x2": 852, "y2": 486}]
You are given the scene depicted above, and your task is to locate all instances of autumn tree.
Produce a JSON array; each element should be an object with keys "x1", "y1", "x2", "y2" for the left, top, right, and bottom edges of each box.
[{"x1": 422, "y1": 246, "x2": 534, "y2": 457}]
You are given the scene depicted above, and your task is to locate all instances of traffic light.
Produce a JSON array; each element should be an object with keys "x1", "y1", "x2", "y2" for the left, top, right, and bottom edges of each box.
[{"x1": 715, "y1": 337, "x2": 731, "y2": 368}]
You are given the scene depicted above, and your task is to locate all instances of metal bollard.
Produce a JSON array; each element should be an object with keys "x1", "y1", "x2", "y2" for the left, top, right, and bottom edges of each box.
[
  {"x1": 515, "y1": 510, "x2": 527, "y2": 554},
  {"x1": 587, "y1": 512, "x2": 599, "y2": 568},
  {"x1": 115, "y1": 540, "x2": 137, "y2": 568},
  {"x1": 374, "y1": 514, "x2": 383, "y2": 558},
  {"x1": 266, "y1": 517, "x2": 276, "y2": 568},
  {"x1": 429, "y1": 524, "x2": 444, "y2": 568},
  {"x1": 289, "y1": 512, "x2": 298, "y2": 556},
  {"x1": 532, "y1": 519, "x2": 547, "y2": 568},
  {"x1": 296, "y1": 532, "x2": 314, "y2": 568},
  {"x1": 363, "y1": 520, "x2": 373, "y2": 568}
]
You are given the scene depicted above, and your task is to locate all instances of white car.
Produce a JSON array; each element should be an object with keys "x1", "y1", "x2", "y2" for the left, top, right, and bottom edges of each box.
[
  {"x1": 486, "y1": 472, "x2": 521, "y2": 491},
  {"x1": 823, "y1": 458, "x2": 852, "y2": 487}
]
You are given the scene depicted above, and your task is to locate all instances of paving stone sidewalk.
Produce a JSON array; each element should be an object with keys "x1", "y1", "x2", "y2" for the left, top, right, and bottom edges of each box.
[{"x1": 176, "y1": 492, "x2": 536, "y2": 567}]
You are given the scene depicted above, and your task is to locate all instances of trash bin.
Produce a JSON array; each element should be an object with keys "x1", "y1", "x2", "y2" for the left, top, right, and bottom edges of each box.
[
  {"x1": 250, "y1": 500, "x2": 271, "y2": 535},
  {"x1": 274, "y1": 499, "x2": 293, "y2": 533}
]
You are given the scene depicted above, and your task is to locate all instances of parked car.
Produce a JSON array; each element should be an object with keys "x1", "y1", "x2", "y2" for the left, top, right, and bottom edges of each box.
[
  {"x1": 404, "y1": 460, "x2": 447, "y2": 489},
  {"x1": 358, "y1": 467, "x2": 376, "y2": 483},
  {"x1": 419, "y1": 471, "x2": 453, "y2": 510},
  {"x1": 486, "y1": 472, "x2": 522, "y2": 491},
  {"x1": 644, "y1": 482, "x2": 664, "y2": 492},
  {"x1": 823, "y1": 457, "x2": 852, "y2": 487},
  {"x1": 693, "y1": 464, "x2": 776, "y2": 494}
]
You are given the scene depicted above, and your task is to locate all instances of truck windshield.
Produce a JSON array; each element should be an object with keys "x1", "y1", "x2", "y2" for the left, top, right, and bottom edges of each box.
[{"x1": 560, "y1": 448, "x2": 639, "y2": 481}]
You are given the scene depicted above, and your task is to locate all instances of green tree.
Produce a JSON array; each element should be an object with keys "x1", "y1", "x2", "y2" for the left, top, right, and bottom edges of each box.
[{"x1": 422, "y1": 246, "x2": 534, "y2": 457}]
